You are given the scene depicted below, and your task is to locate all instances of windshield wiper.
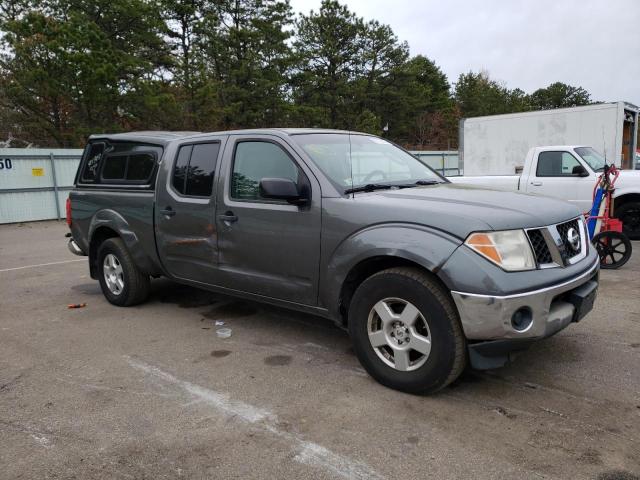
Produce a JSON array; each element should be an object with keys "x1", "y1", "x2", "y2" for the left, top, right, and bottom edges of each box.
[
  {"x1": 344, "y1": 183, "x2": 393, "y2": 194},
  {"x1": 395, "y1": 180, "x2": 441, "y2": 188},
  {"x1": 345, "y1": 180, "x2": 441, "y2": 194}
]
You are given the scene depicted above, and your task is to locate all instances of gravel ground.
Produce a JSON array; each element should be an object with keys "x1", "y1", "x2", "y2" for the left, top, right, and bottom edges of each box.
[{"x1": 0, "y1": 220, "x2": 638, "y2": 480}]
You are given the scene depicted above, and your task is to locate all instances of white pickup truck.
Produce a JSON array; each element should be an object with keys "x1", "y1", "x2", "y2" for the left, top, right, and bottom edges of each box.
[{"x1": 450, "y1": 146, "x2": 640, "y2": 239}]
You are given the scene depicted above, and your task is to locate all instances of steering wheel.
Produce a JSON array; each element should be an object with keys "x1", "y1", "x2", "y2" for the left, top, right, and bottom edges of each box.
[{"x1": 362, "y1": 170, "x2": 388, "y2": 182}]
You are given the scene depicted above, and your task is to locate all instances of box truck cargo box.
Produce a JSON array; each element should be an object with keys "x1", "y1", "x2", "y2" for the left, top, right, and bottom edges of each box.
[{"x1": 460, "y1": 102, "x2": 639, "y2": 176}]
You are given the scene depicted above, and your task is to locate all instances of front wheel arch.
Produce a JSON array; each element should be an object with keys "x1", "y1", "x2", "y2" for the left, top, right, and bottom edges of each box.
[
  {"x1": 338, "y1": 256, "x2": 452, "y2": 327},
  {"x1": 614, "y1": 194, "x2": 640, "y2": 240}
]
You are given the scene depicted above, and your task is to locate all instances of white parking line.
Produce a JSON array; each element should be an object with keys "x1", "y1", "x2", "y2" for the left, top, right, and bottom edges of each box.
[
  {"x1": 0, "y1": 259, "x2": 85, "y2": 273},
  {"x1": 126, "y1": 356, "x2": 384, "y2": 480}
]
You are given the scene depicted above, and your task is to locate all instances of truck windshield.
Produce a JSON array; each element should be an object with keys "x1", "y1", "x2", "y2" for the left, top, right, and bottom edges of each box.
[
  {"x1": 293, "y1": 133, "x2": 444, "y2": 193},
  {"x1": 575, "y1": 147, "x2": 606, "y2": 172}
]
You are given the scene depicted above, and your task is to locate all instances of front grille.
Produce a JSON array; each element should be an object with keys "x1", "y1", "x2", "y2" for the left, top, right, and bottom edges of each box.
[
  {"x1": 556, "y1": 218, "x2": 581, "y2": 258},
  {"x1": 525, "y1": 217, "x2": 586, "y2": 268},
  {"x1": 527, "y1": 229, "x2": 553, "y2": 264}
]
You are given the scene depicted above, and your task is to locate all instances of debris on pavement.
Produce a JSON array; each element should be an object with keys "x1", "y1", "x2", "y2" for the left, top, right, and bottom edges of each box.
[
  {"x1": 67, "y1": 303, "x2": 87, "y2": 309},
  {"x1": 215, "y1": 320, "x2": 225, "y2": 326},
  {"x1": 216, "y1": 328, "x2": 232, "y2": 338}
]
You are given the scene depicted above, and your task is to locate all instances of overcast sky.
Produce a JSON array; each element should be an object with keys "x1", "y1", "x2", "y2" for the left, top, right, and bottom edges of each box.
[{"x1": 289, "y1": 0, "x2": 640, "y2": 106}]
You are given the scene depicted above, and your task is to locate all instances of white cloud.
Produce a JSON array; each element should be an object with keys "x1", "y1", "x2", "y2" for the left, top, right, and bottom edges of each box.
[{"x1": 289, "y1": 0, "x2": 640, "y2": 105}]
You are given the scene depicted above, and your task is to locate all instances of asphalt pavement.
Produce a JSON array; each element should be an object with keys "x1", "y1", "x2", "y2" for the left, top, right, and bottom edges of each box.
[{"x1": 0, "y1": 220, "x2": 638, "y2": 479}]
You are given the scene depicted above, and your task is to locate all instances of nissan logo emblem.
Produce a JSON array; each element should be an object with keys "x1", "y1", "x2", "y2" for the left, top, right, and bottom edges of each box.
[{"x1": 567, "y1": 227, "x2": 580, "y2": 251}]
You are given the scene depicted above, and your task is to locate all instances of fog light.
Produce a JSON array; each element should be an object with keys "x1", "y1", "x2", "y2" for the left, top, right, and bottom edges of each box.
[{"x1": 511, "y1": 307, "x2": 533, "y2": 332}]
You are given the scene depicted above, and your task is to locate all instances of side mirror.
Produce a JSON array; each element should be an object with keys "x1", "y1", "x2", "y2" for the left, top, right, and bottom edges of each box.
[
  {"x1": 259, "y1": 178, "x2": 308, "y2": 205},
  {"x1": 572, "y1": 165, "x2": 590, "y2": 177}
]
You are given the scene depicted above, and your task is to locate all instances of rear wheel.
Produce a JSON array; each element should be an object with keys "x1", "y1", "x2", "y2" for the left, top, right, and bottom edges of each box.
[
  {"x1": 97, "y1": 238, "x2": 150, "y2": 306},
  {"x1": 616, "y1": 202, "x2": 640, "y2": 240},
  {"x1": 592, "y1": 231, "x2": 632, "y2": 270},
  {"x1": 348, "y1": 267, "x2": 466, "y2": 394}
]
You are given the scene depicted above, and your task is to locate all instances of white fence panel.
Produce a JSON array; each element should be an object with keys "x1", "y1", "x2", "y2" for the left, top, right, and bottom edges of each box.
[
  {"x1": 0, "y1": 148, "x2": 83, "y2": 224},
  {"x1": 411, "y1": 151, "x2": 460, "y2": 176}
]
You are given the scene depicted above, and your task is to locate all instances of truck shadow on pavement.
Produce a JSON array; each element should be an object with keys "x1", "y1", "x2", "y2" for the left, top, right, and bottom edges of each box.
[
  {"x1": 150, "y1": 278, "x2": 343, "y2": 331},
  {"x1": 147, "y1": 278, "x2": 357, "y2": 366},
  {"x1": 142, "y1": 278, "x2": 588, "y2": 394}
]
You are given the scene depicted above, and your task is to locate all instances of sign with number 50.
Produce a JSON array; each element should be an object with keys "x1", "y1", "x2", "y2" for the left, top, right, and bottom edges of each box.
[{"x1": 0, "y1": 158, "x2": 13, "y2": 170}]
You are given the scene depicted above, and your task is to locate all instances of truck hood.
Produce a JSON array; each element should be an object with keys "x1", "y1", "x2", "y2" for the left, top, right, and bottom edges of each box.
[{"x1": 368, "y1": 183, "x2": 581, "y2": 235}]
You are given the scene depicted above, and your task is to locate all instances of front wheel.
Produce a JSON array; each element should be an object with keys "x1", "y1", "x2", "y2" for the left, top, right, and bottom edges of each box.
[
  {"x1": 348, "y1": 267, "x2": 466, "y2": 394},
  {"x1": 97, "y1": 238, "x2": 150, "y2": 306}
]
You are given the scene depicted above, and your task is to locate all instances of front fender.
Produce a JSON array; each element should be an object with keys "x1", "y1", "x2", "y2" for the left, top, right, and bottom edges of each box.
[
  {"x1": 613, "y1": 187, "x2": 640, "y2": 200},
  {"x1": 89, "y1": 209, "x2": 159, "y2": 276},
  {"x1": 320, "y1": 223, "x2": 462, "y2": 318}
]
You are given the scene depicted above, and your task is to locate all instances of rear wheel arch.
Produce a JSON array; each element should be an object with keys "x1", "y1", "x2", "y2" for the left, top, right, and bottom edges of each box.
[
  {"x1": 89, "y1": 226, "x2": 120, "y2": 279},
  {"x1": 97, "y1": 237, "x2": 150, "y2": 306}
]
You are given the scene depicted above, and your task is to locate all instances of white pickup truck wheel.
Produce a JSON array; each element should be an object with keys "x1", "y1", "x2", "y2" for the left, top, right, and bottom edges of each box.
[
  {"x1": 348, "y1": 267, "x2": 466, "y2": 394},
  {"x1": 616, "y1": 202, "x2": 640, "y2": 240}
]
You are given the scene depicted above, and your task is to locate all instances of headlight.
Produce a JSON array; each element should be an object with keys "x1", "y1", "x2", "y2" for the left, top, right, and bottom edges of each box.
[{"x1": 465, "y1": 230, "x2": 536, "y2": 271}]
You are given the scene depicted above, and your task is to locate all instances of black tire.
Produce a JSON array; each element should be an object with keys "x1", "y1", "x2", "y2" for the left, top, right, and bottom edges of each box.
[
  {"x1": 616, "y1": 202, "x2": 640, "y2": 240},
  {"x1": 348, "y1": 267, "x2": 466, "y2": 394},
  {"x1": 592, "y1": 231, "x2": 632, "y2": 270},
  {"x1": 97, "y1": 238, "x2": 150, "y2": 306}
]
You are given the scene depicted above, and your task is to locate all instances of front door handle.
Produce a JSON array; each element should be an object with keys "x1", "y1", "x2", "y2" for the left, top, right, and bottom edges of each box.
[
  {"x1": 530, "y1": 181, "x2": 543, "y2": 186},
  {"x1": 160, "y1": 206, "x2": 176, "y2": 217},
  {"x1": 218, "y1": 211, "x2": 238, "y2": 223}
]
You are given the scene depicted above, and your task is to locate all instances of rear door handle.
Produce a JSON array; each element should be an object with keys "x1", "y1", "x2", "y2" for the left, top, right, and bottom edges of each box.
[
  {"x1": 218, "y1": 211, "x2": 238, "y2": 223},
  {"x1": 530, "y1": 181, "x2": 543, "y2": 186},
  {"x1": 160, "y1": 206, "x2": 176, "y2": 217}
]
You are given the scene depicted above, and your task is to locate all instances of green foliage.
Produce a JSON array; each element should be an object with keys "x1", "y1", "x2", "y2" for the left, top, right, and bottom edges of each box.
[
  {"x1": 453, "y1": 71, "x2": 530, "y2": 118},
  {"x1": 293, "y1": 0, "x2": 365, "y2": 128},
  {"x1": 530, "y1": 82, "x2": 592, "y2": 109},
  {"x1": 0, "y1": 0, "x2": 168, "y2": 146},
  {"x1": 454, "y1": 72, "x2": 593, "y2": 120},
  {"x1": 203, "y1": 0, "x2": 296, "y2": 128},
  {"x1": 380, "y1": 55, "x2": 452, "y2": 145},
  {"x1": 0, "y1": 0, "x2": 595, "y2": 148}
]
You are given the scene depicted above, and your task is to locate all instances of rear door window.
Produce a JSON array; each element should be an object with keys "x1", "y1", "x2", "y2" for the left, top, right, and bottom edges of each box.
[{"x1": 171, "y1": 142, "x2": 220, "y2": 197}]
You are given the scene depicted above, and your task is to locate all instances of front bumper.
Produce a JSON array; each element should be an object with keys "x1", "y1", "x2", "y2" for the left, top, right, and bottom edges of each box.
[{"x1": 451, "y1": 256, "x2": 599, "y2": 369}]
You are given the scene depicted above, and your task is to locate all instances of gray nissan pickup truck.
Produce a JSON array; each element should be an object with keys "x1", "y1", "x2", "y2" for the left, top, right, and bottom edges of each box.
[{"x1": 67, "y1": 129, "x2": 599, "y2": 394}]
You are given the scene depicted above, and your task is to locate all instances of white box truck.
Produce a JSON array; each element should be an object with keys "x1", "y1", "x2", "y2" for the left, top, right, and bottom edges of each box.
[{"x1": 459, "y1": 102, "x2": 639, "y2": 175}]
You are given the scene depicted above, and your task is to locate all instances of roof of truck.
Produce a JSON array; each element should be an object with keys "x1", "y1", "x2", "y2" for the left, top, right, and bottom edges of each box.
[
  {"x1": 88, "y1": 131, "x2": 201, "y2": 145},
  {"x1": 88, "y1": 128, "x2": 362, "y2": 145}
]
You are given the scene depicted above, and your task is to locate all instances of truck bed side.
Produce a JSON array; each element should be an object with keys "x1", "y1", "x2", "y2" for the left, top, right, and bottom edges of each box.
[
  {"x1": 68, "y1": 138, "x2": 167, "y2": 279},
  {"x1": 69, "y1": 188, "x2": 163, "y2": 278}
]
